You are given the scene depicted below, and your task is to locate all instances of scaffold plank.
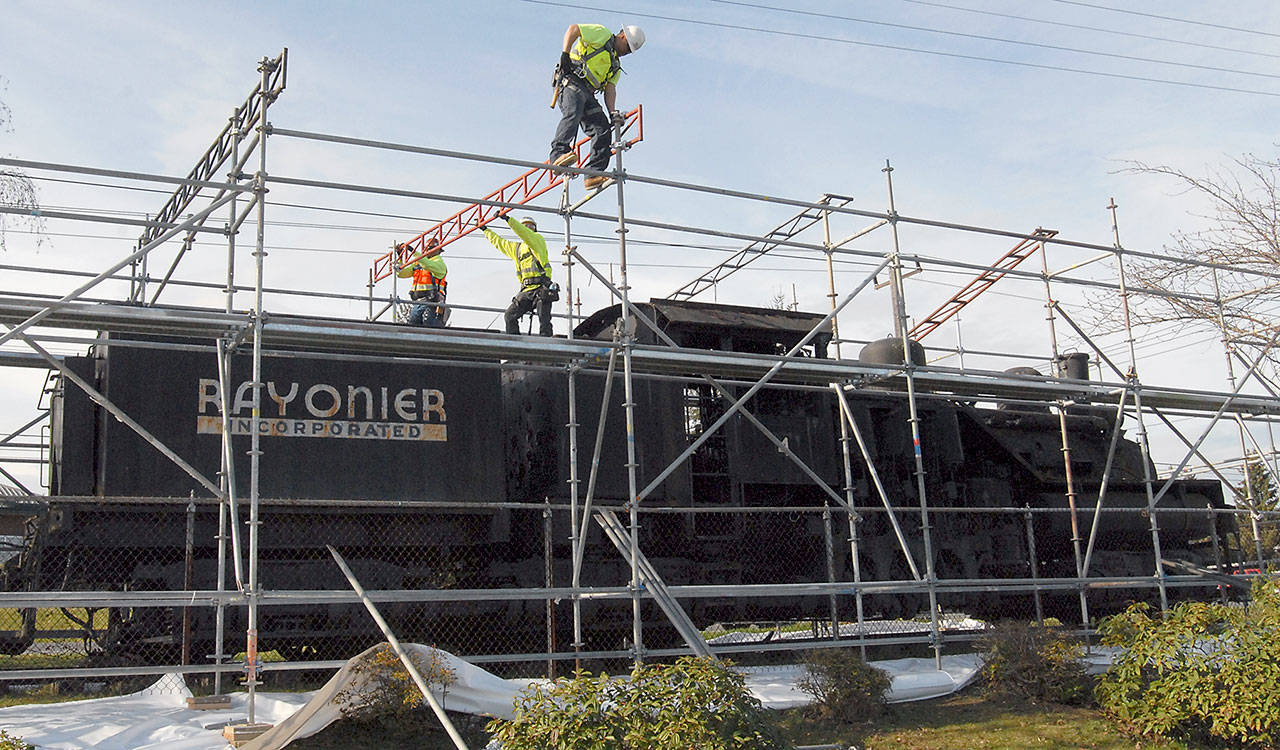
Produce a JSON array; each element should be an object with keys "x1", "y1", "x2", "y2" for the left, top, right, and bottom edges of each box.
[{"x1": 0, "y1": 296, "x2": 1277, "y2": 416}]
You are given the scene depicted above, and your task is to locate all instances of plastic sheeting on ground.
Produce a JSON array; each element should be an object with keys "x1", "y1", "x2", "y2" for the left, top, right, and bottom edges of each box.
[
  {"x1": 740, "y1": 654, "x2": 985, "y2": 709},
  {"x1": 241, "y1": 644, "x2": 521, "y2": 750},
  {"x1": 0, "y1": 674, "x2": 309, "y2": 750},
  {"x1": 0, "y1": 647, "x2": 1103, "y2": 749}
]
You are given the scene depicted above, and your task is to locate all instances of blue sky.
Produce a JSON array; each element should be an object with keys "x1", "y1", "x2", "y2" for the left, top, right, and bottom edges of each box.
[{"x1": 2, "y1": 0, "x2": 1279, "y2": 489}]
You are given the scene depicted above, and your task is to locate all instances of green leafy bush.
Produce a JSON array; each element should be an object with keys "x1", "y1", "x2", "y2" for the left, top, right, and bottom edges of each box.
[
  {"x1": 977, "y1": 620, "x2": 1092, "y2": 705},
  {"x1": 1095, "y1": 575, "x2": 1280, "y2": 747},
  {"x1": 331, "y1": 643, "x2": 456, "y2": 720},
  {"x1": 796, "y1": 648, "x2": 891, "y2": 724},
  {"x1": 0, "y1": 730, "x2": 33, "y2": 750},
  {"x1": 485, "y1": 656, "x2": 791, "y2": 749}
]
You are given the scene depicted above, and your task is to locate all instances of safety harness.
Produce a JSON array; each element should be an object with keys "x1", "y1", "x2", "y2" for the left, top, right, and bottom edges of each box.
[{"x1": 571, "y1": 35, "x2": 621, "y2": 91}]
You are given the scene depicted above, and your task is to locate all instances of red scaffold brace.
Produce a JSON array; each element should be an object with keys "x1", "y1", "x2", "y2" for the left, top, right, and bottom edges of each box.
[{"x1": 371, "y1": 105, "x2": 643, "y2": 282}]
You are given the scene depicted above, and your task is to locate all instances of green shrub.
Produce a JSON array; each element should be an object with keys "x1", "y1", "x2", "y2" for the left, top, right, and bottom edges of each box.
[
  {"x1": 1095, "y1": 575, "x2": 1280, "y2": 747},
  {"x1": 796, "y1": 648, "x2": 891, "y2": 724},
  {"x1": 0, "y1": 730, "x2": 33, "y2": 750},
  {"x1": 977, "y1": 620, "x2": 1092, "y2": 705},
  {"x1": 331, "y1": 643, "x2": 456, "y2": 720},
  {"x1": 485, "y1": 656, "x2": 791, "y2": 749}
]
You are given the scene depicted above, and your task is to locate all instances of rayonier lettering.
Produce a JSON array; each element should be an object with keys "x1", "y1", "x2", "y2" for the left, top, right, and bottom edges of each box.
[{"x1": 194, "y1": 379, "x2": 448, "y2": 441}]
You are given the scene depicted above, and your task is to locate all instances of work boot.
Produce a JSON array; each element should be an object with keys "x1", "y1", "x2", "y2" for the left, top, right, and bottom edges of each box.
[
  {"x1": 584, "y1": 175, "x2": 613, "y2": 191},
  {"x1": 552, "y1": 152, "x2": 578, "y2": 168}
]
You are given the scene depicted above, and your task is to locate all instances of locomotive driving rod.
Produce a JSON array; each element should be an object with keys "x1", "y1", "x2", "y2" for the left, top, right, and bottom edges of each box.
[{"x1": 326, "y1": 545, "x2": 470, "y2": 750}]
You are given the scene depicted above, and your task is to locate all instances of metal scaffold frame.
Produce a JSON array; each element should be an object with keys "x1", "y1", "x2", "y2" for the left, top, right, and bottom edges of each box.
[{"x1": 1, "y1": 51, "x2": 1279, "y2": 727}]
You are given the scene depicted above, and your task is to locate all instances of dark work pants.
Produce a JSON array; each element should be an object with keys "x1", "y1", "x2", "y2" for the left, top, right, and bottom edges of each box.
[
  {"x1": 408, "y1": 291, "x2": 445, "y2": 328},
  {"x1": 505, "y1": 286, "x2": 553, "y2": 337},
  {"x1": 549, "y1": 83, "x2": 612, "y2": 171},
  {"x1": 408, "y1": 302, "x2": 445, "y2": 328}
]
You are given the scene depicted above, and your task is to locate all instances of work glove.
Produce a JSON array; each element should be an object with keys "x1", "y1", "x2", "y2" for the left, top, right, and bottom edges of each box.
[
  {"x1": 610, "y1": 110, "x2": 626, "y2": 128},
  {"x1": 560, "y1": 51, "x2": 572, "y2": 71}
]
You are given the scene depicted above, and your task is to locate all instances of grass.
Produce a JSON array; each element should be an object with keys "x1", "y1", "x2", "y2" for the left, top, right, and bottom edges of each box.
[
  {"x1": 0, "y1": 651, "x2": 86, "y2": 670},
  {"x1": 0, "y1": 607, "x2": 109, "y2": 632},
  {"x1": 778, "y1": 693, "x2": 1193, "y2": 749},
  {"x1": 283, "y1": 691, "x2": 1194, "y2": 750}
]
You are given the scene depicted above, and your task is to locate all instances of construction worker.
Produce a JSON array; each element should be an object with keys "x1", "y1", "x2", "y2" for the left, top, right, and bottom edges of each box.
[
  {"x1": 549, "y1": 23, "x2": 645, "y2": 191},
  {"x1": 482, "y1": 215, "x2": 559, "y2": 336},
  {"x1": 395, "y1": 238, "x2": 448, "y2": 328}
]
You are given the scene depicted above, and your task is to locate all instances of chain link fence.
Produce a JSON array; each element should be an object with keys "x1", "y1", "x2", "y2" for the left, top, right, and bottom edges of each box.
[{"x1": 2, "y1": 494, "x2": 1250, "y2": 701}]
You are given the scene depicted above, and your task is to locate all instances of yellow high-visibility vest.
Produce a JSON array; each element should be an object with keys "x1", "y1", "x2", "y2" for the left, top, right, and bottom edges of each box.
[{"x1": 570, "y1": 24, "x2": 621, "y2": 91}]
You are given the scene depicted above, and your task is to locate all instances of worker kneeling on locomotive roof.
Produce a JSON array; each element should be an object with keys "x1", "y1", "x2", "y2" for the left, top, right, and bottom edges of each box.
[
  {"x1": 481, "y1": 214, "x2": 559, "y2": 337},
  {"x1": 395, "y1": 237, "x2": 448, "y2": 328},
  {"x1": 549, "y1": 22, "x2": 644, "y2": 191}
]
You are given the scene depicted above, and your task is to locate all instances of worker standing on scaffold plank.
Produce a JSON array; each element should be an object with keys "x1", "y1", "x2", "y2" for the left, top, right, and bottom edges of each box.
[
  {"x1": 395, "y1": 238, "x2": 448, "y2": 328},
  {"x1": 549, "y1": 23, "x2": 645, "y2": 191},
  {"x1": 481, "y1": 215, "x2": 560, "y2": 337}
]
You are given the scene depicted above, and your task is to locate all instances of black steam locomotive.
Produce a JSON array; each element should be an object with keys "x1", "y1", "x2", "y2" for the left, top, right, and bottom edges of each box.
[{"x1": 0, "y1": 299, "x2": 1231, "y2": 662}]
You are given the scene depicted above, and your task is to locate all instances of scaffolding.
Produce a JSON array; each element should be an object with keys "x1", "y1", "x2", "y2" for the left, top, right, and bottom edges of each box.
[{"x1": 1, "y1": 51, "x2": 1279, "y2": 724}]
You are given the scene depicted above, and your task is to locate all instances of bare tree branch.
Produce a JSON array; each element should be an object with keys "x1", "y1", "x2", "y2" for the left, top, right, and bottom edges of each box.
[
  {"x1": 1087, "y1": 153, "x2": 1280, "y2": 375},
  {"x1": 0, "y1": 76, "x2": 44, "y2": 251}
]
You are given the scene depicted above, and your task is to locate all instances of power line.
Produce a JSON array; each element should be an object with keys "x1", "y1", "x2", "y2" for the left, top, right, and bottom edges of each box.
[
  {"x1": 894, "y1": 0, "x2": 1280, "y2": 60},
  {"x1": 1046, "y1": 0, "x2": 1280, "y2": 40},
  {"x1": 26, "y1": 175, "x2": 453, "y2": 228},
  {"x1": 520, "y1": 0, "x2": 1280, "y2": 98},
  {"x1": 705, "y1": 0, "x2": 1280, "y2": 81}
]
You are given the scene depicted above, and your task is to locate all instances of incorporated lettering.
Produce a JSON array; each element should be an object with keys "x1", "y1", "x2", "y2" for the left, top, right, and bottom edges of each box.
[
  {"x1": 197, "y1": 377, "x2": 449, "y2": 442},
  {"x1": 196, "y1": 415, "x2": 447, "y2": 441}
]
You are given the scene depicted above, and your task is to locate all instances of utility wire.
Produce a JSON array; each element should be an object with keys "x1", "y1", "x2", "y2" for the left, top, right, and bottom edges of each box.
[
  {"x1": 895, "y1": 0, "x2": 1280, "y2": 60},
  {"x1": 26, "y1": 175, "x2": 467, "y2": 228},
  {"x1": 521, "y1": 0, "x2": 1280, "y2": 98},
  {"x1": 705, "y1": 0, "x2": 1280, "y2": 81},
  {"x1": 1046, "y1": 0, "x2": 1280, "y2": 40}
]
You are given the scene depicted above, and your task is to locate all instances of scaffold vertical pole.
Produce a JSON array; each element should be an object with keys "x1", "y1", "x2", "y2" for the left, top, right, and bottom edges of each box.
[
  {"x1": 214, "y1": 112, "x2": 244, "y2": 697},
  {"x1": 1109, "y1": 197, "x2": 1168, "y2": 612},
  {"x1": 245, "y1": 53, "x2": 276, "y2": 723},
  {"x1": 610, "y1": 119, "x2": 644, "y2": 664},
  {"x1": 822, "y1": 501, "x2": 838, "y2": 637},
  {"x1": 822, "y1": 201, "x2": 842, "y2": 360},
  {"x1": 561, "y1": 182, "x2": 585, "y2": 668},
  {"x1": 226, "y1": 122, "x2": 240, "y2": 315},
  {"x1": 1023, "y1": 506, "x2": 1044, "y2": 625},
  {"x1": 833, "y1": 384, "x2": 867, "y2": 657},
  {"x1": 1213, "y1": 268, "x2": 1267, "y2": 568},
  {"x1": 883, "y1": 160, "x2": 942, "y2": 667},
  {"x1": 1039, "y1": 244, "x2": 1091, "y2": 632},
  {"x1": 543, "y1": 497, "x2": 555, "y2": 678}
]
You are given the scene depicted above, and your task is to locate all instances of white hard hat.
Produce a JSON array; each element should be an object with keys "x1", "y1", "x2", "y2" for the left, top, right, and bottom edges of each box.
[
  {"x1": 621, "y1": 25, "x2": 645, "y2": 52},
  {"x1": 520, "y1": 216, "x2": 537, "y2": 230}
]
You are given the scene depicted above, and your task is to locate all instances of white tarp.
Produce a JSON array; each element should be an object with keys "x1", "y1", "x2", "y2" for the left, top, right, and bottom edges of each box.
[
  {"x1": 241, "y1": 644, "x2": 521, "y2": 750},
  {"x1": 739, "y1": 654, "x2": 985, "y2": 709},
  {"x1": 0, "y1": 674, "x2": 309, "y2": 750},
  {"x1": 0, "y1": 647, "x2": 1062, "y2": 749}
]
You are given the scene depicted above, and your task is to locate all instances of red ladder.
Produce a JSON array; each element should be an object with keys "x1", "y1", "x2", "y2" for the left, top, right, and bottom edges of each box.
[
  {"x1": 370, "y1": 106, "x2": 644, "y2": 282},
  {"x1": 908, "y1": 227, "x2": 1058, "y2": 341}
]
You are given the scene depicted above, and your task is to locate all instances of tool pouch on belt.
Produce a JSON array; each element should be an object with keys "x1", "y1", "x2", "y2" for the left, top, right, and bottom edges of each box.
[
  {"x1": 411, "y1": 289, "x2": 441, "y2": 302},
  {"x1": 540, "y1": 281, "x2": 561, "y2": 303}
]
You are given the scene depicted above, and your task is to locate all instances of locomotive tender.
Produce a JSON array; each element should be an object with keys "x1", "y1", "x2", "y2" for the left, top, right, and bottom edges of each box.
[{"x1": 0, "y1": 299, "x2": 1230, "y2": 661}]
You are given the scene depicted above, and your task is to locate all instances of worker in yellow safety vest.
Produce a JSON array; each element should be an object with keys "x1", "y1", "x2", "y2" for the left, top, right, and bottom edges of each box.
[
  {"x1": 395, "y1": 238, "x2": 448, "y2": 328},
  {"x1": 549, "y1": 23, "x2": 645, "y2": 191},
  {"x1": 481, "y1": 215, "x2": 559, "y2": 336}
]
